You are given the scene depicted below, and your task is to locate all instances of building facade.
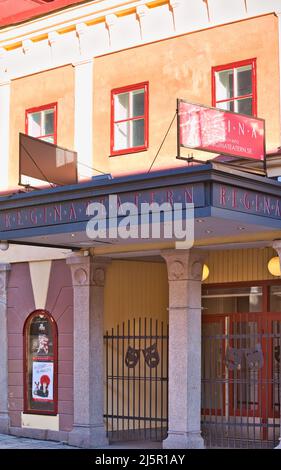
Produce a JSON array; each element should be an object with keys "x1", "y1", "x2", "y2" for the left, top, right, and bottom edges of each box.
[{"x1": 1, "y1": 0, "x2": 281, "y2": 448}]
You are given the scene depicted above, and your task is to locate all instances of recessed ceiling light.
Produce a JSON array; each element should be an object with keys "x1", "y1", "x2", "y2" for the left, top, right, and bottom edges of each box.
[
  {"x1": 205, "y1": 229, "x2": 213, "y2": 234},
  {"x1": 71, "y1": 233, "x2": 75, "y2": 238},
  {"x1": 196, "y1": 219, "x2": 204, "y2": 223},
  {"x1": 237, "y1": 226, "x2": 246, "y2": 230}
]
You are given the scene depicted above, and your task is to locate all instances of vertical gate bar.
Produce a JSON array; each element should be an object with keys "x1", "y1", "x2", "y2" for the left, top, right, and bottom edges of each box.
[
  {"x1": 208, "y1": 326, "x2": 211, "y2": 446},
  {"x1": 272, "y1": 320, "x2": 275, "y2": 446},
  {"x1": 210, "y1": 324, "x2": 214, "y2": 444},
  {"x1": 165, "y1": 323, "x2": 169, "y2": 436},
  {"x1": 201, "y1": 321, "x2": 204, "y2": 445},
  {"x1": 122, "y1": 321, "x2": 125, "y2": 434},
  {"x1": 220, "y1": 319, "x2": 224, "y2": 448},
  {"x1": 264, "y1": 314, "x2": 269, "y2": 444},
  {"x1": 117, "y1": 323, "x2": 119, "y2": 437},
  {"x1": 258, "y1": 317, "x2": 262, "y2": 448},
  {"x1": 149, "y1": 318, "x2": 152, "y2": 439},
  {"x1": 111, "y1": 327, "x2": 114, "y2": 436},
  {"x1": 226, "y1": 317, "x2": 230, "y2": 450},
  {"x1": 245, "y1": 313, "x2": 248, "y2": 449},
  {"x1": 127, "y1": 319, "x2": 130, "y2": 435},
  {"x1": 276, "y1": 321, "x2": 281, "y2": 444},
  {"x1": 238, "y1": 313, "x2": 242, "y2": 449},
  {"x1": 105, "y1": 330, "x2": 109, "y2": 437},
  {"x1": 144, "y1": 317, "x2": 147, "y2": 439},
  {"x1": 253, "y1": 315, "x2": 258, "y2": 447},
  {"x1": 258, "y1": 318, "x2": 262, "y2": 448},
  {"x1": 133, "y1": 318, "x2": 136, "y2": 435},
  {"x1": 160, "y1": 320, "x2": 164, "y2": 440},
  {"x1": 155, "y1": 319, "x2": 158, "y2": 440},
  {"x1": 138, "y1": 318, "x2": 141, "y2": 437}
]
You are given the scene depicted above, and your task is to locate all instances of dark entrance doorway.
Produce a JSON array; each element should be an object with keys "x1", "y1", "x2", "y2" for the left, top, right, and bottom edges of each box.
[
  {"x1": 201, "y1": 283, "x2": 281, "y2": 448},
  {"x1": 104, "y1": 318, "x2": 168, "y2": 442}
]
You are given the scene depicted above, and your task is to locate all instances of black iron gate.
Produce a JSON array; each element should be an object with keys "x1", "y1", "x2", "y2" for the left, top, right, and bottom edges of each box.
[
  {"x1": 104, "y1": 318, "x2": 168, "y2": 442},
  {"x1": 201, "y1": 312, "x2": 281, "y2": 448}
]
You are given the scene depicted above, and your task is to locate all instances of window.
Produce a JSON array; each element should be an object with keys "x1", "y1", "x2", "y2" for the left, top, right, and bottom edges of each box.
[
  {"x1": 111, "y1": 82, "x2": 148, "y2": 155},
  {"x1": 23, "y1": 310, "x2": 58, "y2": 415},
  {"x1": 26, "y1": 103, "x2": 57, "y2": 144},
  {"x1": 212, "y1": 59, "x2": 256, "y2": 116}
]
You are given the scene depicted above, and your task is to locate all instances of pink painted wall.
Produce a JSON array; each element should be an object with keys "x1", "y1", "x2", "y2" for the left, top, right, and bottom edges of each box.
[{"x1": 7, "y1": 259, "x2": 74, "y2": 431}]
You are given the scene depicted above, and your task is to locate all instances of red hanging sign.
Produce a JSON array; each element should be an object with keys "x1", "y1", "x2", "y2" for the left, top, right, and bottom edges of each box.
[{"x1": 178, "y1": 100, "x2": 265, "y2": 161}]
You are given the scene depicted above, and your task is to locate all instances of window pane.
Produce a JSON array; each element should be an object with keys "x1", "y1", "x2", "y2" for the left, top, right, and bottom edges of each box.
[
  {"x1": 28, "y1": 112, "x2": 41, "y2": 137},
  {"x1": 132, "y1": 89, "x2": 144, "y2": 117},
  {"x1": 217, "y1": 100, "x2": 234, "y2": 112},
  {"x1": 237, "y1": 97, "x2": 252, "y2": 115},
  {"x1": 269, "y1": 285, "x2": 281, "y2": 312},
  {"x1": 216, "y1": 69, "x2": 234, "y2": 101},
  {"x1": 40, "y1": 136, "x2": 54, "y2": 144},
  {"x1": 114, "y1": 121, "x2": 130, "y2": 150},
  {"x1": 115, "y1": 92, "x2": 129, "y2": 121},
  {"x1": 132, "y1": 119, "x2": 144, "y2": 147},
  {"x1": 202, "y1": 286, "x2": 263, "y2": 314},
  {"x1": 43, "y1": 109, "x2": 54, "y2": 136},
  {"x1": 237, "y1": 65, "x2": 252, "y2": 96}
]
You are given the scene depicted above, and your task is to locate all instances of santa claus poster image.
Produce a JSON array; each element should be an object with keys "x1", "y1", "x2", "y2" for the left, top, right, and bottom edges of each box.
[{"x1": 32, "y1": 361, "x2": 54, "y2": 402}]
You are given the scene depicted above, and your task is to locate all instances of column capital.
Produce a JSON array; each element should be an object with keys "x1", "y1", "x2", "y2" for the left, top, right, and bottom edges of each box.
[
  {"x1": 273, "y1": 239, "x2": 281, "y2": 254},
  {"x1": 161, "y1": 249, "x2": 206, "y2": 281},
  {"x1": 67, "y1": 253, "x2": 111, "y2": 287}
]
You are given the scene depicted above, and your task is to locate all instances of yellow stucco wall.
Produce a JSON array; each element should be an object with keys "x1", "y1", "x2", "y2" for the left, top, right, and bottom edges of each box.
[
  {"x1": 204, "y1": 247, "x2": 277, "y2": 284},
  {"x1": 104, "y1": 248, "x2": 277, "y2": 327},
  {"x1": 9, "y1": 65, "x2": 74, "y2": 187},
  {"x1": 93, "y1": 14, "x2": 280, "y2": 177},
  {"x1": 104, "y1": 260, "x2": 169, "y2": 330}
]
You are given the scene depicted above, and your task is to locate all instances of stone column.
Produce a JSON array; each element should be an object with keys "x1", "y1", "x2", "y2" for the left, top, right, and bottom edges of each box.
[
  {"x1": 161, "y1": 249, "x2": 205, "y2": 449},
  {"x1": 272, "y1": 240, "x2": 281, "y2": 449},
  {"x1": 67, "y1": 253, "x2": 111, "y2": 448},
  {"x1": 0, "y1": 263, "x2": 11, "y2": 433}
]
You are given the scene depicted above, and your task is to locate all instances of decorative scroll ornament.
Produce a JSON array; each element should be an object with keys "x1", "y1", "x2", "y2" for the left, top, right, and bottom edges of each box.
[
  {"x1": 244, "y1": 344, "x2": 264, "y2": 369},
  {"x1": 225, "y1": 347, "x2": 243, "y2": 371},
  {"x1": 125, "y1": 346, "x2": 140, "y2": 368},
  {"x1": 125, "y1": 343, "x2": 160, "y2": 369},
  {"x1": 225, "y1": 344, "x2": 264, "y2": 370},
  {"x1": 142, "y1": 343, "x2": 160, "y2": 368}
]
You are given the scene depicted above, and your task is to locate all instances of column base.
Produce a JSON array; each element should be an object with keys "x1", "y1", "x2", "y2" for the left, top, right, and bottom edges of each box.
[
  {"x1": 162, "y1": 431, "x2": 205, "y2": 449},
  {"x1": 68, "y1": 425, "x2": 109, "y2": 448},
  {"x1": 0, "y1": 413, "x2": 9, "y2": 434}
]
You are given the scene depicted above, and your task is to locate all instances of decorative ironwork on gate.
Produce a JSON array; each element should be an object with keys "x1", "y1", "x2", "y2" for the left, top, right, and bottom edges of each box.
[
  {"x1": 201, "y1": 312, "x2": 281, "y2": 448},
  {"x1": 104, "y1": 318, "x2": 168, "y2": 441}
]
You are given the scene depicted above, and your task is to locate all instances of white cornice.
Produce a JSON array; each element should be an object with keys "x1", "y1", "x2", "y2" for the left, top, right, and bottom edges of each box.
[
  {"x1": 0, "y1": 0, "x2": 280, "y2": 82},
  {"x1": 0, "y1": 0, "x2": 148, "y2": 45}
]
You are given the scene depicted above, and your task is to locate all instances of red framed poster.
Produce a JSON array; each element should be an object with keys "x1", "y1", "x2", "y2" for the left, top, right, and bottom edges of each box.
[{"x1": 23, "y1": 310, "x2": 58, "y2": 415}]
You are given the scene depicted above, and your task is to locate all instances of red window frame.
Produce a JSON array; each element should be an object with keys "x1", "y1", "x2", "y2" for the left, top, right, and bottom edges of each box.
[
  {"x1": 23, "y1": 310, "x2": 58, "y2": 416},
  {"x1": 25, "y1": 102, "x2": 58, "y2": 144},
  {"x1": 110, "y1": 82, "x2": 149, "y2": 156},
  {"x1": 212, "y1": 58, "x2": 257, "y2": 116}
]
